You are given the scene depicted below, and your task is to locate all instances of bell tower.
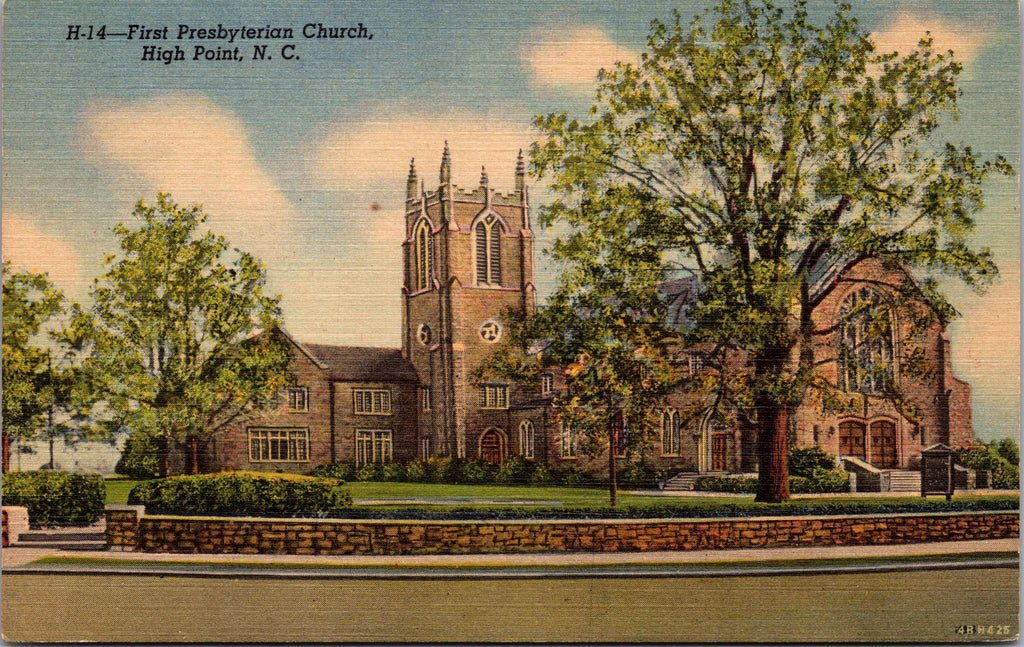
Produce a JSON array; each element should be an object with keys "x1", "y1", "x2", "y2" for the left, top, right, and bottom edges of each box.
[{"x1": 401, "y1": 145, "x2": 535, "y2": 458}]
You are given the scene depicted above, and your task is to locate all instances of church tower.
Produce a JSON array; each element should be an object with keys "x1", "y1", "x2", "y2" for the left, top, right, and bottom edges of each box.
[{"x1": 402, "y1": 145, "x2": 535, "y2": 459}]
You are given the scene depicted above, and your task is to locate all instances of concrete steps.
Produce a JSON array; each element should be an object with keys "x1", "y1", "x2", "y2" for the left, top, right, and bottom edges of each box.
[
  {"x1": 886, "y1": 470, "x2": 922, "y2": 493},
  {"x1": 661, "y1": 472, "x2": 729, "y2": 491}
]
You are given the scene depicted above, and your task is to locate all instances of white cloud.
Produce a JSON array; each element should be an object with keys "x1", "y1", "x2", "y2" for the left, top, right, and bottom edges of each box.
[
  {"x1": 2, "y1": 212, "x2": 86, "y2": 295},
  {"x1": 313, "y1": 111, "x2": 537, "y2": 193},
  {"x1": 521, "y1": 26, "x2": 638, "y2": 89},
  {"x1": 871, "y1": 12, "x2": 990, "y2": 64},
  {"x1": 76, "y1": 93, "x2": 298, "y2": 266}
]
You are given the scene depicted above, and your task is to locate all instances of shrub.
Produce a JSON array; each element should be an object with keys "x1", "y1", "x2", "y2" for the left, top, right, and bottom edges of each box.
[
  {"x1": 430, "y1": 456, "x2": 464, "y2": 484},
  {"x1": 127, "y1": 472, "x2": 351, "y2": 517},
  {"x1": 993, "y1": 438, "x2": 1019, "y2": 466},
  {"x1": 311, "y1": 463, "x2": 353, "y2": 481},
  {"x1": 495, "y1": 456, "x2": 538, "y2": 485},
  {"x1": 355, "y1": 462, "x2": 384, "y2": 482},
  {"x1": 2, "y1": 471, "x2": 106, "y2": 526},
  {"x1": 559, "y1": 464, "x2": 596, "y2": 487},
  {"x1": 696, "y1": 469, "x2": 849, "y2": 494},
  {"x1": 694, "y1": 475, "x2": 758, "y2": 493},
  {"x1": 381, "y1": 463, "x2": 408, "y2": 482},
  {"x1": 529, "y1": 466, "x2": 553, "y2": 486},
  {"x1": 460, "y1": 460, "x2": 497, "y2": 485},
  {"x1": 617, "y1": 462, "x2": 665, "y2": 489},
  {"x1": 115, "y1": 435, "x2": 160, "y2": 479},
  {"x1": 404, "y1": 459, "x2": 434, "y2": 483},
  {"x1": 992, "y1": 464, "x2": 1020, "y2": 490},
  {"x1": 957, "y1": 442, "x2": 1019, "y2": 489},
  {"x1": 789, "y1": 447, "x2": 836, "y2": 477},
  {"x1": 794, "y1": 468, "x2": 850, "y2": 493}
]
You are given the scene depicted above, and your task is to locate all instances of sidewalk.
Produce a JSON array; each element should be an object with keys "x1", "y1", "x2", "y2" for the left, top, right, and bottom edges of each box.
[{"x1": 4, "y1": 537, "x2": 1018, "y2": 578}]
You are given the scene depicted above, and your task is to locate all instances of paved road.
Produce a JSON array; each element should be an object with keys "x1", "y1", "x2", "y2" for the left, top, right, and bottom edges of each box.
[{"x1": 3, "y1": 566, "x2": 1018, "y2": 642}]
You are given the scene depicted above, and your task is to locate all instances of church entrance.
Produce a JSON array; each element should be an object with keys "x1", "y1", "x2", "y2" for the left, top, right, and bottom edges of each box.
[
  {"x1": 711, "y1": 434, "x2": 728, "y2": 471},
  {"x1": 839, "y1": 421, "x2": 866, "y2": 459},
  {"x1": 869, "y1": 420, "x2": 898, "y2": 468},
  {"x1": 479, "y1": 429, "x2": 506, "y2": 463}
]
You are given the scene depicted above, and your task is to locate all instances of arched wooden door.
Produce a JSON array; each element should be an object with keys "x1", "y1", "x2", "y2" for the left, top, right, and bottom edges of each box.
[
  {"x1": 869, "y1": 420, "x2": 898, "y2": 468},
  {"x1": 479, "y1": 429, "x2": 506, "y2": 463},
  {"x1": 839, "y1": 421, "x2": 866, "y2": 459}
]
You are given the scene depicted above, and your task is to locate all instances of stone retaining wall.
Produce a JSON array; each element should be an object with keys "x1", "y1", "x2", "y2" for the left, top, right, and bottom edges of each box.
[{"x1": 104, "y1": 507, "x2": 1019, "y2": 555}]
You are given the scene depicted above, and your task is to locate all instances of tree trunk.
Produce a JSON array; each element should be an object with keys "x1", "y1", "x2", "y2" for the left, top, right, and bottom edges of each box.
[
  {"x1": 608, "y1": 420, "x2": 618, "y2": 507},
  {"x1": 2, "y1": 432, "x2": 10, "y2": 473},
  {"x1": 754, "y1": 342, "x2": 793, "y2": 504},
  {"x1": 755, "y1": 394, "x2": 790, "y2": 502},
  {"x1": 158, "y1": 436, "x2": 169, "y2": 478},
  {"x1": 187, "y1": 437, "x2": 200, "y2": 474}
]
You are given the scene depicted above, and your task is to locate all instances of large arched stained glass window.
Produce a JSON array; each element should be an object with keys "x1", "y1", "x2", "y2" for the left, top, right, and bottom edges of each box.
[
  {"x1": 838, "y1": 288, "x2": 895, "y2": 394},
  {"x1": 414, "y1": 219, "x2": 433, "y2": 291},
  {"x1": 474, "y1": 214, "x2": 501, "y2": 286}
]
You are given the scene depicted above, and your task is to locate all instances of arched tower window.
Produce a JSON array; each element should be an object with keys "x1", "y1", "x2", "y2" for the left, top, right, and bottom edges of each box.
[
  {"x1": 662, "y1": 409, "x2": 682, "y2": 456},
  {"x1": 414, "y1": 220, "x2": 433, "y2": 291},
  {"x1": 474, "y1": 214, "x2": 502, "y2": 286},
  {"x1": 838, "y1": 288, "x2": 895, "y2": 394}
]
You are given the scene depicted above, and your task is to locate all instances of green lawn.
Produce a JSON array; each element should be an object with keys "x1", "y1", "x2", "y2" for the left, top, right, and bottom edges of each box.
[
  {"x1": 107, "y1": 475, "x2": 1018, "y2": 514},
  {"x1": 104, "y1": 478, "x2": 150, "y2": 505}
]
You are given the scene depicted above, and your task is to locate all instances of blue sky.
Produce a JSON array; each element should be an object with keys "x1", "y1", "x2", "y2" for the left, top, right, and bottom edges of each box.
[{"x1": 2, "y1": 0, "x2": 1019, "y2": 440}]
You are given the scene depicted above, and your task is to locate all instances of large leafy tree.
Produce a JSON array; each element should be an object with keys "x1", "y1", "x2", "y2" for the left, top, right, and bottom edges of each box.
[
  {"x1": 2, "y1": 262, "x2": 66, "y2": 470},
  {"x1": 530, "y1": 0, "x2": 1011, "y2": 501},
  {"x1": 63, "y1": 194, "x2": 290, "y2": 476}
]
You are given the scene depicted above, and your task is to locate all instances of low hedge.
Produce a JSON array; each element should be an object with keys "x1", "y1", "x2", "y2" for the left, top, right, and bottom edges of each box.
[
  {"x1": 294, "y1": 497, "x2": 1018, "y2": 521},
  {"x1": 127, "y1": 472, "x2": 352, "y2": 518},
  {"x1": 695, "y1": 468, "x2": 850, "y2": 494},
  {"x1": 310, "y1": 456, "x2": 663, "y2": 489},
  {"x1": 2, "y1": 470, "x2": 106, "y2": 526}
]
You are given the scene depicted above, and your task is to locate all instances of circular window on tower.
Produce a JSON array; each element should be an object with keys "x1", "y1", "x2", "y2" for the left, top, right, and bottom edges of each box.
[
  {"x1": 479, "y1": 320, "x2": 502, "y2": 343},
  {"x1": 416, "y1": 323, "x2": 433, "y2": 346}
]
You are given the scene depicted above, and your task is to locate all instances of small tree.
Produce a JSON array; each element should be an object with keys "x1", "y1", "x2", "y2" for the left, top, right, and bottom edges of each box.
[
  {"x1": 63, "y1": 194, "x2": 291, "y2": 476},
  {"x1": 479, "y1": 216, "x2": 680, "y2": 506},
  {"x1": 531, "y1": 0, "x2": 1011, "y2": 501}
]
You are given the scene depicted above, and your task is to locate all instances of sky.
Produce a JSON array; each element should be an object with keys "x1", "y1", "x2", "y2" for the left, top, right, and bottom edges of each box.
[{"x1": 2, "y1": 0, "x2": 1019, "y2": 441}]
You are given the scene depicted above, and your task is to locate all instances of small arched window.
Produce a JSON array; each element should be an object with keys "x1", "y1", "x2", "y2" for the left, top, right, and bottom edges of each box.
[
  {"x1": 414, "y1": 219, "x2": 433, "y2": 291},
  {"x1": 519, "y1": 419, "x2": 535, "y2": 459},
  {"x1": 838, "y1": 288, "x2": 895, "y2": 394},
  {"x1": 662, "y1": 410, "x2": 682, "y2": 456},
  {"x1": 475, "y1": 214, "x2": 501, "y2": 286}
]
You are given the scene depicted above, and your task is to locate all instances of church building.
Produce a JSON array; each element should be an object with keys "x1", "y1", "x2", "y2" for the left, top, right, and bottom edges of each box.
[{"x1": 209, "y1": 147, "x2": 974, "y2": 483}]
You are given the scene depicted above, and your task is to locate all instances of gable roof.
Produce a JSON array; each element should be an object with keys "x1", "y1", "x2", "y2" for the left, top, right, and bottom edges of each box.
[{"x1": 303, "y1": 343, "x2": 419, "y2": 382}]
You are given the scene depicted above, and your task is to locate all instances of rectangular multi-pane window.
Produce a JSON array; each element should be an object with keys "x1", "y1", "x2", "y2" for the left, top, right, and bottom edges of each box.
[
  {"x1": 355, "y1": 429, "x2": 393, "y2": 466},
  {"x1": 421, "y1": 386, "x2": 432, "y2": 412},
  {"x1": 540, "y1": 373, "x2": 554, "y2": 397},
  {"x1": 353, "y1": 389, "x2": 392, "y2": 415},
  {"x1": 248, "y1": 428, "x2": 310, "y2": 462},
  {"x1": 478, "y1": 385, "x2": 509, "y2": 409},
  {"x1": 287, "y1": 386, "x2": 308, "y2": 412}
]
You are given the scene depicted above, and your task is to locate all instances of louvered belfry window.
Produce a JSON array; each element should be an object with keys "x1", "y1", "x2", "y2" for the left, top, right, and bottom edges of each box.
[{"x1": 475, "y1": 214, "x2": 501, "y2": 286}]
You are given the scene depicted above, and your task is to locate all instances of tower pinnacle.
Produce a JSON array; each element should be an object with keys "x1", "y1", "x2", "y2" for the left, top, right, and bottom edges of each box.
[{"x1": 440, "y1": 141, "x2": 451, "y2": 184}]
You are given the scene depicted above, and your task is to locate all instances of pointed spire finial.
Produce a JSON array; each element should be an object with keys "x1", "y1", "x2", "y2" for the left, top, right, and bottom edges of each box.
[
  {"x1": 440, "y1": 141, "x2": 451, "y2": 184},
  {"x1": 409, "y1": 158, "x2": 417, "y2": 177},
  {"x1": 406, "y1": 157, "x2": 419, "y2": 199},
  {"x1": 480, "y1": 165, "x2": 489, "y2": 187},
  {"x1": 515, "y1": 149, "x2": 526, "y2": 192}
]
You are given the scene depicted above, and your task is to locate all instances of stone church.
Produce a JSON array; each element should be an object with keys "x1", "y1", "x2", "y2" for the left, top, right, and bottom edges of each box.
[{"x1": 209, "y1": 146, "x2": 974, "y2": 482}]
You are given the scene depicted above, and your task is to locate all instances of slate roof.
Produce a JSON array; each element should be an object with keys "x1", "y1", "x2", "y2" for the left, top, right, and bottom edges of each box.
[{"x1": 302, "y1": 343, "x2": 419, "y2": 382}]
